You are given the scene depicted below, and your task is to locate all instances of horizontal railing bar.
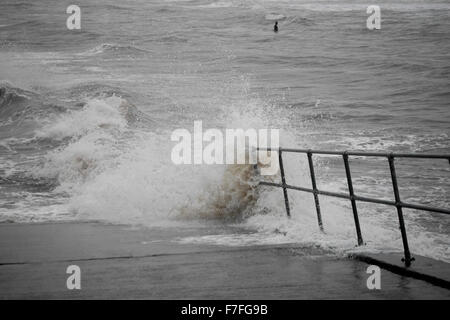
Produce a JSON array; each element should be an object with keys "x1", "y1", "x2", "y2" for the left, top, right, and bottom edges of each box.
[
  {"x1": 315, "y1": 189, "x2": 351, "y2": 200},
  {"x1": 259, "y1": 182, "x2": 348, "y2": 199},
  {"x1": 258, "y1": 181, "x2": 450, "y2": 215},
  {"x1": 353, "y1": 195, "x2": 396, "y2": 207},
  {"x1": 260, "y1": 182, "x2": 389, "y2": 203},
  {"x1": 257, "y1": 147, "x2": 450, "y2": 160},
  {"x1": 286, "y1": 184, "x2": 316, "y2": 194},
  {"x1": 401, "y1": 202, "x2": 450, "y2": 215},
  {"x1": 259, "y1": 181, "x2": 284, "y2": 188}
]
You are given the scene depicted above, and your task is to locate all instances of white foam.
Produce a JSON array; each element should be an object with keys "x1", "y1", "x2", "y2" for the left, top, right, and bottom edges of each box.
[
  {"x1": 265, "y1": 13, "x2": 286, "y2": 21},
  {"x1": 198, "y1": 1, "x2": 235, "y2": 9},
  {"x1": 36, "y1": 96, "x2": 128, "y2": 140}
]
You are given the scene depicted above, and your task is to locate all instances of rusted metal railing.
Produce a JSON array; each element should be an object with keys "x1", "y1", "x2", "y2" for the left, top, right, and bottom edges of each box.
[{"x1": 257, "y1": 147, "x2": 450, "y2": 267}]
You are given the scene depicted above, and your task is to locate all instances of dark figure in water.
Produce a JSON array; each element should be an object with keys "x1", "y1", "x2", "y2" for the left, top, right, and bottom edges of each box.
[{"x1": 274, "y1": 21, "x2": 278, "y2": 32}]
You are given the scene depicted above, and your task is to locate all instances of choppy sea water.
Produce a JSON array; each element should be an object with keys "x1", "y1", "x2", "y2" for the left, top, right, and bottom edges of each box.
[{"x1": 0, "y1": 0, "x2": 449, "y2": 262}]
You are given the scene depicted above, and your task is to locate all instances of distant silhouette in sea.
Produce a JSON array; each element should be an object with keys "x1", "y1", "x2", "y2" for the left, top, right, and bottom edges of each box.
[{"x1": 274, "y1": 21, "x2": 278, "y2": 33}]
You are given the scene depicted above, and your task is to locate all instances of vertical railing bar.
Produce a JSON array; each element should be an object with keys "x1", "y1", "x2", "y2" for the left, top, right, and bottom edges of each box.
[
  {"x1": 388, "y1": 154, "x2": 414, "y2": 267},
  {"x1": 307, "y1": 151, "x2": 324, "y2": 231},
  {"x1": 278, "y1": 149, "x2": 291, "y2": 218},
  {"x1": 343, "y1": 153, "x2": 364, "y2": 246}
]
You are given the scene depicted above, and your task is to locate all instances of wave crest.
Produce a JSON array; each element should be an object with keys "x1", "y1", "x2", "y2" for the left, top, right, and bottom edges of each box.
[
  {"x1": 79, "y1": 43, "x2": 149, "y2": 57},
  {"x1": 36, "y1": 95, "x2": 133, "y2": 140}
]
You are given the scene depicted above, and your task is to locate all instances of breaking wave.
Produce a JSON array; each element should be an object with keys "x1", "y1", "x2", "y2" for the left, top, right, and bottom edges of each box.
[{"x1": 3, "y1": 89, "x2": 273, "y2": 228}]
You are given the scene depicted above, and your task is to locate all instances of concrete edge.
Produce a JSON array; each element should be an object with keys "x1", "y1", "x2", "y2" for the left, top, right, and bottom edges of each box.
[{"x1": 350, "y1": 253, "x2": 450, "y2": 290}]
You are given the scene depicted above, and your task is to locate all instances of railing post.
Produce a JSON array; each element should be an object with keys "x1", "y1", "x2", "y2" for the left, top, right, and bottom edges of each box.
[
  {"x1": 388, "y1": 154, "x2": 414, "y2": 267},
  {"x1": 278, "y1": 149, "x2": 291, "y2": 218},
  {"x1": 343, "y1": 153, "x2": 364, "y2": 246},
  {"x1": 307, "y1": 151, "x2": 324, "y2": 231}
]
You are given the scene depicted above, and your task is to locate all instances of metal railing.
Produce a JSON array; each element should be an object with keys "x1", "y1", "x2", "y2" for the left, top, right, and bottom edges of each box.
[{"x1": 257, "y1": 147, "x2": 450, "y2": 267}]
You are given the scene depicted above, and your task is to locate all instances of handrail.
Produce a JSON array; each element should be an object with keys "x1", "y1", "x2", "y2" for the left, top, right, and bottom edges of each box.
[
  {"x1": 257, "y1": 147, "x2": 450, "y2": 267},
  {"x1": 258, "y1": 147, "x2": 450, "y2": 160}
]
